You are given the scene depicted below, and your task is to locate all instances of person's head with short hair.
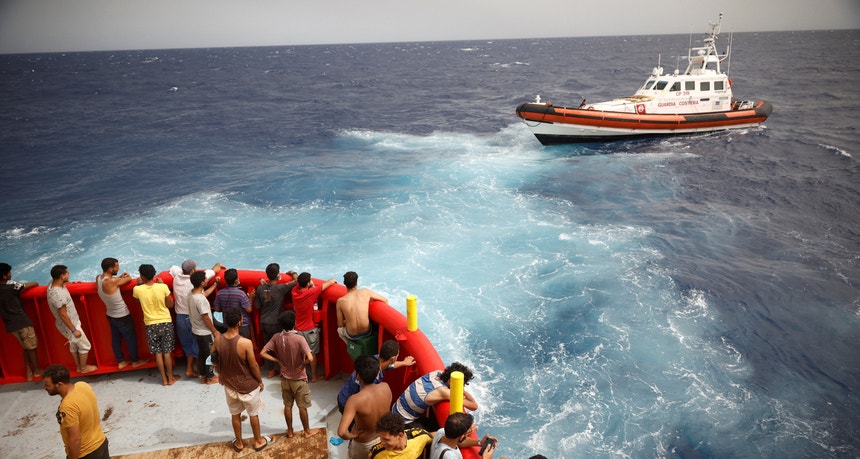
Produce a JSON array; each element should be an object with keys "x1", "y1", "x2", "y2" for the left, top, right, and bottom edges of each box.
[
  {"x1": 354, "y1": 354, "x2": 380, "y2": 386},
  {"x1": 101, "y1": 257, "x2": 118, "y2": 272},
  {"x1": 297, "y1": 272, "x2": 312, "y2": 288},
  {"x1": 441, "y1": 362, "x2": 474, "y2": 386},
  {"x1": 378, "y1": 339, "x2": 400, "y2": 369},
  {"x1": 443, "y1": 412, "x2": 474, "y2": 440},
  {"x1": 138, "y1": 264, "x2": 156, "y2": 281},
  {"x1": 343, "y1": 271, "x2": 358, "y2": 289},
  {"x1": 190, "y1": 271, "x2": 206, "y2": 289},
  {"x1": 224, "y1": 268, "x2": 239, "y2": 286},
  {"x1": 224, "y1": 307, "x2": 242, "y2": 329},
  {"x1": 50, "y1": 265, "x2": 68, "y2": 280},
  {"x1": 42, "y1": 364, "x2": 71, "y2": 396},
  {"x1": 0, "y1": 263, "x2": 11, "y2": 280},
  {"x1": 181, "y1": 260, "x2": 197, "y2": 275},
  {"x1": 376, "y1": 412, "x2": 406, "y2": 450},
  {"x1": 265, "y1": 263, "x2": 280, "y2": 281},
  {"x1": 278, "y1": 310, "x2": 296, "y2": 331},
  {"x1": 528, "y1": 455, "x2": 548, "y2": 459}
]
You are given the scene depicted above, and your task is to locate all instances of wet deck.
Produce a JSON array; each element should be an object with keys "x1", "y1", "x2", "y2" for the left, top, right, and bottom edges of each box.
[{"x1": 0, "y1": 365, "x2": 349, "y2": 459}]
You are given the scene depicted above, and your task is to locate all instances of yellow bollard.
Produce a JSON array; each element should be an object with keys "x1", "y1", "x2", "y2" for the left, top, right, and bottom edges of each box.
[
  {"x1": 449, "y1": 371, "x2": 464, "y2": 414},
  {"x1": 406, "y1": 295, "x2": 418, "y2": 331}
]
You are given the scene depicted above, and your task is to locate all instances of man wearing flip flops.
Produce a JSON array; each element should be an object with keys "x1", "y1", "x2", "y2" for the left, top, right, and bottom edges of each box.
[{"x1": 214, "y1": 307, "x2": 272, "y2": 453}]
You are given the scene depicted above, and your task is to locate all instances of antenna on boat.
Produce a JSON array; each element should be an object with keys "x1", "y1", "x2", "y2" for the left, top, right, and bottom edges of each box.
[{"x1": 726, "y1": 30, "x2": 733, "y2": 77}]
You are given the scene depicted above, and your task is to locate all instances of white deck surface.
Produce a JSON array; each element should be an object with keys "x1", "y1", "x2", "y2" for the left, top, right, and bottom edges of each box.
[{"x1": 0, "y1": 366, "x2": 350, "y2": 459}]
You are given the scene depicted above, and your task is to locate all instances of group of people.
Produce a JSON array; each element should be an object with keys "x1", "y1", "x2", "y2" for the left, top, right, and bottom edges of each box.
[{"x1": 1, "y1": 260, "x2": 533, "y2": 458}]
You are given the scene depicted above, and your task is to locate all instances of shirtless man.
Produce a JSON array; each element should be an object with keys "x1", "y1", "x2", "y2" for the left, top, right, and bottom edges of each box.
[
  {"x1": 336, "y1": 271, "x2": 388, "y2": 345},
  {"x1": 338, "y1": 354, "x2": 392, "y2": 459}
]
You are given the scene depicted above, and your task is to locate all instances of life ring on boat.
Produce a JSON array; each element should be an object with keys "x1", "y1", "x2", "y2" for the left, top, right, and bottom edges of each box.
[{"x1": 587, "y1": 106, "x2": 594, "y2": 110}]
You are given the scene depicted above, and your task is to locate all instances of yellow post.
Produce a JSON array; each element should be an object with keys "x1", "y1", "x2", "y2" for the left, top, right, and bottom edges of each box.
[
  {"x1": 449, "y1": 371, "x2": 464, "y2": 414},
  {"x1": 406, "y1": 295, "x2": 418, "y2": 331}
]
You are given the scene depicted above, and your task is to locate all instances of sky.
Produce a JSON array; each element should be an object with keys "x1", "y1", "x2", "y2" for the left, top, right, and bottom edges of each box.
[{"x1": 0, "y1": 0, "x2": 858, "y2": 54}]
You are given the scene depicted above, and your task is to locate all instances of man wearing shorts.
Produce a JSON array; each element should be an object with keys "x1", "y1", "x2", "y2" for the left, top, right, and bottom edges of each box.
[
  {"x1": 47, "y1": 265, "x2": 97, "y2": 374},
  {"x1": 132, "y1": 264, "x2": 177, "y2": 386},
  {"x1": 0, "y1": 263, "x2": 43, "y2": 381},
  {"x1": 261, "y1": 310, "x2": 320, "y2": 439},
  {"x1": 214, "y1": 307, "x2": 270, "y2": 453},
  {"x1": 291, "y1": 272, "x2": 336, "y2": 382}
]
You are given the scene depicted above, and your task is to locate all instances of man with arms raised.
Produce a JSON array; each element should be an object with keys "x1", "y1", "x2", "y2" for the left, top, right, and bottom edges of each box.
[
  {"x1": 97, "y1": 257, "x2": 147, "y2": 369},
  {"x1": 43, "y1": 364, "x2": 110, "y2": 459},
  {"x1": 132, "y1": 264, "x2": 177, "y2": 386},
  {"x1": 292, "y1": 271, "x2": 336, "y2": 381},
  {"x1": 169, "y1": 259, "x2": 223, "y2": 377},
  {"x1": 188, "y1": 271, "x2": 220, "y2": 384},
  {"x1": 338, "y1": 354, "x2": 392, "y2": 459},
  {"x1": 254, "y1": 263, "x2": 297, "y2": 378},
  {"x1": 336, "y1": 271, "x2": 387, "y2": 347}
]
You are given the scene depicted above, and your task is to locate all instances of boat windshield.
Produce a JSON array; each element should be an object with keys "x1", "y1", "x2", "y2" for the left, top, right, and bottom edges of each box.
[
  {"x1": 653, "y1": 80, "x2": 669, "y2": 91},
  {"x1": 641, "y1": 79, "x2": 656, "y2": 90}
]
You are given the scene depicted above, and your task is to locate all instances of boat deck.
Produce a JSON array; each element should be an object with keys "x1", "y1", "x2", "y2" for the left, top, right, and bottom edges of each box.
[{"x1": 0, "y1": 365, "x2": 349, "y2": 459}]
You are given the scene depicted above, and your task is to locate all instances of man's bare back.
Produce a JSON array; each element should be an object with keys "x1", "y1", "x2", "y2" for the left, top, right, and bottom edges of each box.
[
  {"x1": 341, "y1": 381, "x2": 392, "y2": 443},
  {"x1": 336, "y1": 287, "x2": 387, "y2": 336}
]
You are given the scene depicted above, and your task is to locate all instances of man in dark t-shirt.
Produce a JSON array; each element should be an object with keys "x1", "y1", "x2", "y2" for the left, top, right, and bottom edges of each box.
[{"x1": 0, "y1": 262, "x2": 42, "y2": 380}]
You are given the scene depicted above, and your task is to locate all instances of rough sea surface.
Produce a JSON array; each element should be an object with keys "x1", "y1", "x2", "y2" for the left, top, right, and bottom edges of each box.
[{"x1": 2, "y1": 29, "x2": 859, "y2": 458}]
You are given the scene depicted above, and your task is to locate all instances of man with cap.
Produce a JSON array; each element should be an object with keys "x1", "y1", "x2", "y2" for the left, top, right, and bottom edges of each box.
[{"x1": 169, "y1": 260, "x2": 224, "y2": 377}]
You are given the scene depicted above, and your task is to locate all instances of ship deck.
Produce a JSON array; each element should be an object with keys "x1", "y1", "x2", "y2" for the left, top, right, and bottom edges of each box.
[{"x1": 0, "y1": 366, "x2": 349, "y2": 459}]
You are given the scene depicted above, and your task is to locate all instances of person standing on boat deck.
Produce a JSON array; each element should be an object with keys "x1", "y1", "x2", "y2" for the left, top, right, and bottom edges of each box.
[
  {"x1": 292, "y1": 271, "x2": 336, "y2": 382},
  {"x1": 392, "y1": 362, "x2": 479, "y2": 431},
  {"x1": 369, "y1": 412, "x2": 434, "y2": 459},
  {"x1": 337, "y1": 339, "x2": 416, "y2": 413},
  {"x1": 253, "y1": 263, "x2": 297, "y2": 378},
  {"x1": 188, "y1": 271, "x2": 220, "y2": 384},
  {"x1": 213, "y1": 268, "x2": 253, "y2": 339},
  {"x1": 169, "y1": 260, "x2": 224, "y2": 378},
  {"x1": 338, "y1": 354, "x2": 392, "y2": 459},
  {"x1": 43, "y1": 364, "x2": 110, "y2": 459},
  {"x1": 132, "y1": 264, "x2": 178, "y2": 386},
  {"x1": 214, "y1": 307, "x2": 271, "y2": 453},
  {"x1": 336, "y1": 271, "x2": 387, "y2": 345},
  {"x1": 0, "y1": 262, "x2": 43, "y2": 381},
  {"x1": 97, "y1": 258, "x2": 147, "y2": 370},
  {"x1": 260, "y1": 310, "x2": 321, "y2": 439},
  {"x1": 47, "y1": 265, "x2": 98, "y2": 375}
]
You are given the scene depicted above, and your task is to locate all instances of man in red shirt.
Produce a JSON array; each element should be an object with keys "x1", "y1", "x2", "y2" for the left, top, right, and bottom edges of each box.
[{"x1": 291, "y1": 272, "x2": 336, "y2": 382}]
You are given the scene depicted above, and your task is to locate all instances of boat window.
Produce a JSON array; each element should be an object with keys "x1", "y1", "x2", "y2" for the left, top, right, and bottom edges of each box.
[
  {"x1": 685, "y1": 81, "x2": 695, "y2": 91},
  {"x1": 700, "y1": 81, "x2": 711, "y2": 91},
  {"x1": 654, "y1": 81, "x2": 669, "y2": 90},
  {"x1": 642, "y1": 79, "x2": 656, "y2": 90},
  {"x1": 670, "y1": 82, "x2": 681, "y2": 92},
  {"x1": 714, "y1": 80, "x2": 725, "y2": 91}
]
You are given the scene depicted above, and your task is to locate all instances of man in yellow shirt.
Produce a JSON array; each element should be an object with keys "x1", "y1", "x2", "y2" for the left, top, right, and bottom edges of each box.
[
  {"x1": 369, "y1": 412, "x2": 434, "y2": 459},
  {"x1": 43, "y1": 364, "x2": 109, "y2": 459},
  {"x1": 133, "y1": 264, "x2": 177, "y2": 386}
]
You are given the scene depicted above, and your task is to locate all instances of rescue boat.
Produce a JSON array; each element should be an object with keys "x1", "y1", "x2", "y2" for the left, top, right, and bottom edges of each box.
[
  {"x1": 516, "y1": 13, "x2": 773, "y2": 144},
  {"x1": 1, "y1": 269, "x2": 483, "y2": 458}
]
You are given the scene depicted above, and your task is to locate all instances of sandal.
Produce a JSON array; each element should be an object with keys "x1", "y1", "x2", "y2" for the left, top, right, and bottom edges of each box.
[{"x1": 230, "y1": 439, "x2": 243, "y2": 452}]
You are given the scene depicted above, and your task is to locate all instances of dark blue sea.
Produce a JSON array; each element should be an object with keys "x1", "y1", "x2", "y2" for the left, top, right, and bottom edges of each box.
[{"x1": 2, "y1": 29, "x2": 859, "y2": 458}]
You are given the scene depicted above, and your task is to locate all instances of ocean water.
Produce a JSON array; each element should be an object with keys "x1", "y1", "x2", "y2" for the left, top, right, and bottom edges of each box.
[{"x1": 2, "y1": 29, "x2": 859, "y2": 458}]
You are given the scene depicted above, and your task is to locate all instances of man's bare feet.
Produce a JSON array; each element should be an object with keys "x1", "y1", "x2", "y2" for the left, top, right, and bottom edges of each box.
[
  {"x1": 206, "y1": 375, "x2": 220, "y2": 385},
  {"x1": 118, "y1": 360, "x2": 131, "y2": 369},
  {"x1": 79, "y1": 365, "x2": 97, "y2": 374},
  {"x1": 131, "y1": 359, "x2": 150, "y2": 368},
  {"x1": 267, "y1": 369, "x2": 278, "y2": 378},
  {"x1": 172, "y1": 373, "x2": 181, "y2": 381},
  {"x1": 286, "y1": 428, "x2": 294, "y2": 438},
  {"x1": 33, "y1": 369, "x2": 43, "y2": 378},
  {"x1": 26, "y1": 369, "x2": 34, "y2": 382},
  {"x1": 302, "y1": 428, "x2": 321, "y2": 438},
  {"x1": 186, "y1": 370, "x2": 199, "y2": 378}
]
